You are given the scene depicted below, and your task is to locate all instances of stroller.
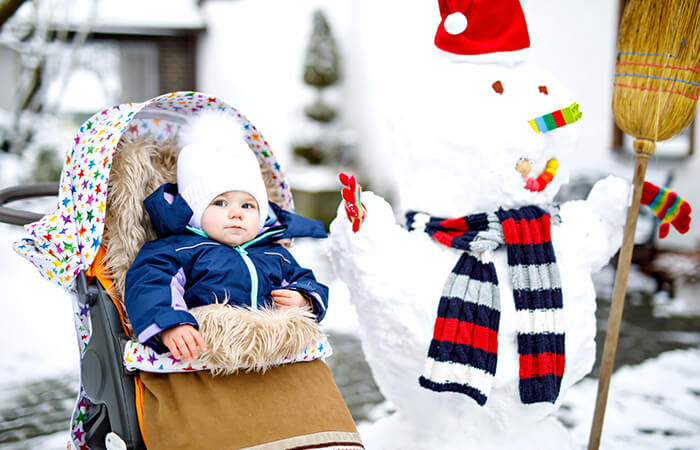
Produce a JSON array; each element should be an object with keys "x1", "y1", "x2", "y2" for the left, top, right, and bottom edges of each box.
[{"x1": 0, "y1": 91, "x2": 362, "y2": 450}]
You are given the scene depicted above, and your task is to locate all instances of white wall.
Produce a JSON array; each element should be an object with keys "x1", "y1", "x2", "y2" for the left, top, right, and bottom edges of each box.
[
  {"x1": 523, "y1": 0, "x2": 619, "y2": 173},
  {"x1": 198, "y1": 0, "x2": 353, "y2": 173}
]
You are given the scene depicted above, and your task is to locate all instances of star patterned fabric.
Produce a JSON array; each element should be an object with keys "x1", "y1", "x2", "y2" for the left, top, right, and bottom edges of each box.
[{"x1": 13, "y1": 91, "x2": 294, "y2": 292}]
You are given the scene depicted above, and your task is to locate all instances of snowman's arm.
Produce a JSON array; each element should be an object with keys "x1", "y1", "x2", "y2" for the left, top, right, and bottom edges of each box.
[
  {"x1": 328, "y1": 191, "x2": 434, "y2": 298},
  {"x1": 557, "y1": 176, "x2": 630, "y2": 272}
]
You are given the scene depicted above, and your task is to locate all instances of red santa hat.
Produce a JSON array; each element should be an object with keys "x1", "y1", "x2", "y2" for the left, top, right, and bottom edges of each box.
[{"x1": 435, "y1": 0, "x2": 530, "y2": 62}]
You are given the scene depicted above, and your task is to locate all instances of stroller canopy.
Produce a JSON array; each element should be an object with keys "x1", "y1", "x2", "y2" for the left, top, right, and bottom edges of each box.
[{"x1": 13, "y1": 91, "x2": 294, "y2": 292}]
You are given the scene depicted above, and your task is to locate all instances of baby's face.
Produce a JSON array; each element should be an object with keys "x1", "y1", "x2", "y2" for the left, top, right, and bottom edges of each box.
[{"x1": 201, "y1": 190, "x2": 260, "y2": 246}]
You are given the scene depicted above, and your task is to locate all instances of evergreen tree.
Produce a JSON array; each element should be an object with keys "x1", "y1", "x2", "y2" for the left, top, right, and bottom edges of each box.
[{"x1": 302, "y1": 9, "x2": 340, "y2": 123}]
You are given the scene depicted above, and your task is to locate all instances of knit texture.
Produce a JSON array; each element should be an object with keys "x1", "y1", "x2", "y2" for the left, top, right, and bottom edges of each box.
[
  {"x1": 408, "y1": 205, "x2": 565, "y2": 406},
  {"x1": 641, "y1": 181, "x2": 692, "y2": 239},
  {"x1": 177, "y1": 110, "x2": 269, "y2": 230}
]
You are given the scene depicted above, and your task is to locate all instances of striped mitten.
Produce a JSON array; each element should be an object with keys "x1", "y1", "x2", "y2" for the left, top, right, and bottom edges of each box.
[{"x1": 641, "y1": 181, "x2": 692, "y2": 239}]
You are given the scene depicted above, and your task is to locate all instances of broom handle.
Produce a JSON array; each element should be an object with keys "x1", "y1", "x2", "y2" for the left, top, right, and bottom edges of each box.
[{"x1": 588, "y1": 139, "x2": 654, "y2": 450}]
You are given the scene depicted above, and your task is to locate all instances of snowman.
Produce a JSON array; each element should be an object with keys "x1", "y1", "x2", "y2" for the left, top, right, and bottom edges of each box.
[{"x1": 328, "y1": 1, "x2": 632, "y2": 449}]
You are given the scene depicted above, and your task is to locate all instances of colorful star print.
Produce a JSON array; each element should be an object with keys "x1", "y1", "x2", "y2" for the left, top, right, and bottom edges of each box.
[
  {"x1": 14, "y1": 91, "x2": 294, "y2": 293},
  {"x1": 122, "y1": 336, "x2": 333, "y2": 374}
]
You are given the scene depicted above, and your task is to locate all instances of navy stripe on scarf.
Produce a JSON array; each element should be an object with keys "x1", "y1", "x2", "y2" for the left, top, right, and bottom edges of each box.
[{"x1": 409, "y1": 206, "x2": 565, "y2": 406}]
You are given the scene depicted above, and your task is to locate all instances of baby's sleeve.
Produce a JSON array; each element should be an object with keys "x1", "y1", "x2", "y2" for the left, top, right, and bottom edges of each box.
[
  {"x1": 124, "y1": 241, "x2": 198, "y2": 348},
  {"x1": 278, "y1": 248, "x2": 329, "y2": 322}
]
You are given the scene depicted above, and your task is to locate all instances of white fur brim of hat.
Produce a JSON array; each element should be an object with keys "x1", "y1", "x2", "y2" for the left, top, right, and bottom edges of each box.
[{"x1": 177, "y1": 111, "x2": 268, "y2": 230}]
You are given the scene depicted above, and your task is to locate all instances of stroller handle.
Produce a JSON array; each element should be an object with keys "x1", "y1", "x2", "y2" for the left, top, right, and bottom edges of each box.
[{"x1": 0, "y1": 182, "x2": 59, "y2": 225}]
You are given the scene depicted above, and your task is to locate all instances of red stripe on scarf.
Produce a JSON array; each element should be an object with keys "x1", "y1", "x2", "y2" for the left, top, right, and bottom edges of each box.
[
  {"x1": 433, "y1": 317, "x2": 499, "y2": 354},
  {"x1": 433, "y1": 231, "x2": 454, "y2": 247},
  {"x1": 519, "y1": 353, "x2": 565, "y2": 378},
  {"x1": 440, "y1": 217, "x2": 470, "y2": 231},
  {"x1": 501, "y1": 216, "x2": 552, "y2": 245}
]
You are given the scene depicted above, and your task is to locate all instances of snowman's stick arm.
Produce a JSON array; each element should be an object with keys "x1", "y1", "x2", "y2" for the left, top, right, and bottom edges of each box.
[{"x1": 588, "y1": 139, "x2": 653, "y2": 450}]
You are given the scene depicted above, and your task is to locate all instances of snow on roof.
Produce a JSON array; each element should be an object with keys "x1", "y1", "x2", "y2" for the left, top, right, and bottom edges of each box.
[{"x1": 13, "y1": 0, "x2": 205, "y2": 34}]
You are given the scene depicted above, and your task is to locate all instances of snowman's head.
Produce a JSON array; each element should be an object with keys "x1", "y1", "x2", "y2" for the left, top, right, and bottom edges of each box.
[{"x1": 393, "y1": 61, "x2": 578, "y2": 217}]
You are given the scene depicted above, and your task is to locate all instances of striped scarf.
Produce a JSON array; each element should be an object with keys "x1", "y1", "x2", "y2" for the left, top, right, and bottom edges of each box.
[{"x1": 406, "y1": 206, "x2": 565, "y2": 406}]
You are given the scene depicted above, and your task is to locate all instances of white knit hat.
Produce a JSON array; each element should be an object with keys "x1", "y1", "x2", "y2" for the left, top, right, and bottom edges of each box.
[{"x1": 177, "y1": 112, "x2": 268, "y2": 230}]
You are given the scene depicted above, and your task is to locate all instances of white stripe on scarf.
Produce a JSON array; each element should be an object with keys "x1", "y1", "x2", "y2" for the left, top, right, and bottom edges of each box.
[
  {"x1": 516, "y1": 309, "x2": 565, "y2": 334},
  {"x1": 422, "y1": 359, "x2": 494, "y2": 394}
]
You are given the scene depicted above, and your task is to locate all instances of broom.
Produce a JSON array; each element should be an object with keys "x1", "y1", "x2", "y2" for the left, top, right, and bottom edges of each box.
[{"x1": 588, "y1": 1, "x2": 700, "y2": 449}]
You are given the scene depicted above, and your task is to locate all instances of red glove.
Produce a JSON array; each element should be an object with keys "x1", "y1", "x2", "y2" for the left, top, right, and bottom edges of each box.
[
  {"x1": 339, "y1": 172, "x2": 366, "y2": 233},
  {"x1": 640, "y1": 181, "x2": 692, "y2": 239}
]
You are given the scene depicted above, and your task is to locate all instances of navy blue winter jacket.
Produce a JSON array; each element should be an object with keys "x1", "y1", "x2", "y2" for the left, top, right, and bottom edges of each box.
[{"x1": 124, "y1": 183, "x2": 329, "y2": 349}]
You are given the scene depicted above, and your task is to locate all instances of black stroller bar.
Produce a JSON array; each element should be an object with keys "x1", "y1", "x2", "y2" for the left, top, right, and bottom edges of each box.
[
  {"x1": 0, "y1": 182, "x2": 59, "y2": 225},
  {"x1": 77, "y1": 271, "x2": 145, "y2": 450},
  {"x1": 0, "y1": 183, "x2": 145, "y2": 448}
]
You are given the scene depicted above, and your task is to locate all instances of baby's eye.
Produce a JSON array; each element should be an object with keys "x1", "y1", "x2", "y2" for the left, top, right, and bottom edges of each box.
[
  {"x1": 213, "y1": 199, "x2": 227, "y2": 207},
  {"x1": 242, "y1": 202, "x2": 256, "y2": 209}
]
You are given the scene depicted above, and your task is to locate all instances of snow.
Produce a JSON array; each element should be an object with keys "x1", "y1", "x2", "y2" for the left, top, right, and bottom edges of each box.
[
  {"x1": 1, "y1": 1, "x2": 699, "y2": 449},
  {"x1": 12, "y1": 0, "x2": 204, "y2": 31},
  {"x1": 0, "y1": 223, "x2": 78, "y2": 385},
  {"x1": 560, "y1": 348, "x2": 700, "y2": 450}
]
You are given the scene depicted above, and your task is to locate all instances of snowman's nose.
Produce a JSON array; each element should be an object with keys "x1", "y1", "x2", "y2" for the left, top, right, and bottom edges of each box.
[{"x1": 528, "y1": 102, "x2": 582, "y2": 134}]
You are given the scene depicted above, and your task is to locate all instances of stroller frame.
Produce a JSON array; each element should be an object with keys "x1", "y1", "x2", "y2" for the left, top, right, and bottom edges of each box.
[
  {"x1": 0, "y1": 184, "x2": 144, "y2": 449},
  {"x1": 76, "y1": 271, "x2": 145, "y2": 449}
]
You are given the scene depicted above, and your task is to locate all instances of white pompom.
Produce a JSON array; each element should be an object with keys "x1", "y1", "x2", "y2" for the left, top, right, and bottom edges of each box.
[
  {"x1": 178, "y1": 110, "x2": 244, "y2": 149},
  {"x1": 444, "y1": 12, "x2": 467, "y2": 35}
]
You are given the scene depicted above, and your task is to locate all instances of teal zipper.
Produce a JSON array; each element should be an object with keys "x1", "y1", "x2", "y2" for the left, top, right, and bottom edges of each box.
[
  {"x1": 234, "y1": 246, "x2": 258, "y2": 309},
  {"x1": 234, "y1": 229, "x2": 285, "y2": 310},
  {"x1": 186, "y1": 226, "x2": 286, "y2": 310}
]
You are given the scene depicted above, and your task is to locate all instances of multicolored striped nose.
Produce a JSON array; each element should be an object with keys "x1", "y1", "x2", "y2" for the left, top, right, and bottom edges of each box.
[{"x1": 529, "y1": 102, "x2": 582, "y2": 133}]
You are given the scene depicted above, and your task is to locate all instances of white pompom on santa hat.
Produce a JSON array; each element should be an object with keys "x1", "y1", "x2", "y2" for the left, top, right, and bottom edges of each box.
[{"x1": 435, "y1": 0, "x2": 530, "y2": 62}]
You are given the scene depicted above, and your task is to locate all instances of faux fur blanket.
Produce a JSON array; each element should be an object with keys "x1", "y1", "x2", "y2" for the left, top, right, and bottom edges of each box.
[{"x1": 191, "y1": 304, "x2": 324, "y2": 375}]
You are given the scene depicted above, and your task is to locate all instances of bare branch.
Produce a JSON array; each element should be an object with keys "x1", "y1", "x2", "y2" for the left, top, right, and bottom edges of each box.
[{"x1": 0, "y1": 0, "x2": 26, "y2": 29}]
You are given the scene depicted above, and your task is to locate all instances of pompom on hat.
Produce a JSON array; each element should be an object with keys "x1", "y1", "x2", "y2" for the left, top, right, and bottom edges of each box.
[
  {"x1": 434, "y1": 0, "x2": 530, "y2": 62},
  {"x1": 177, "y1": 111, "x2": 268, "y2": 230}
]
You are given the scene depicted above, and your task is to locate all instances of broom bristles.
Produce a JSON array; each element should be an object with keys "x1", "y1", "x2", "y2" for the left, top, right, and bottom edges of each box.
[{"x1": 613, "y1": 0, "x2": 700, "y2": 143}]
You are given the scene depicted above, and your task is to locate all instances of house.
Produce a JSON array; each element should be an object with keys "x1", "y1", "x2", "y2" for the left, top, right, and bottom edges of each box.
[{"x1": 0, "y1": 0, "x2": 204, "y2": 119}]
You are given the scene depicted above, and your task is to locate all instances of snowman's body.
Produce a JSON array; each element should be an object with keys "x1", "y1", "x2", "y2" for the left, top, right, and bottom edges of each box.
[{"x1": 328, "y1": 60, "x2": 630, "y2": 449}]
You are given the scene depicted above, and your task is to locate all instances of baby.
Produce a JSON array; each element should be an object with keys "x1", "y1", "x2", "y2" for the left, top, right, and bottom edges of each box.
[{"x1": 124, "y1": 119, "x2": 328, "y2": 362}]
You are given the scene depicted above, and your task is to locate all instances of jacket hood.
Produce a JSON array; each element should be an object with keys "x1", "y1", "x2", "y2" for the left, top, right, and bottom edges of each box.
[{"x1": 144, "y1": 183, "x2": 327, "y2": 241}]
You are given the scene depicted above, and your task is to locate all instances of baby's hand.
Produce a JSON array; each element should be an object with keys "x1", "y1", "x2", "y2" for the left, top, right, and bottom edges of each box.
[
  {"x1": 160, "y1": 324, "x2": 207, "y2": 362},
  {"x1": 271, "y1": 289, "x2": 311, "y2": 308}
]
